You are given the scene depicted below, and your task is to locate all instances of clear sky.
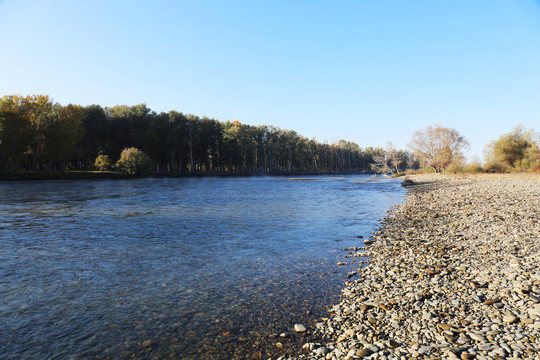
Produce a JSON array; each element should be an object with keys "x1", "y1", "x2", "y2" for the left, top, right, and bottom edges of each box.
[{"x1": 1, "y1": 0, "x2": 539, "y2": 161}]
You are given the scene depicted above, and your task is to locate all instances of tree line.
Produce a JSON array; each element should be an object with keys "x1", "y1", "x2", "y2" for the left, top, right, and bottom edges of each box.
[
  {"x1": 0, "y1": 95, "x2": 415, "y2": 175},
  {"x1": 4, "y1": 95, "x2": 534, "y2": 176}
]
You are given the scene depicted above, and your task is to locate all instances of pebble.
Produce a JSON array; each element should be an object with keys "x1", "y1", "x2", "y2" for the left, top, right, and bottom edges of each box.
[
  {"x1": 468, "y1": 332, "x2": 486, "y2": 342},
  {"x1": 294, "y1": 324, "x2": 307, "y2": 333},
  {"x1": 418, "y1": 345, "x2": 433, "y2": 354},
  {"x1": 357, "y1": 348, "x2": 371, "y2": 357},
  {"x1": 503, "y1": 314, "x2": 519, "y2": 323}
]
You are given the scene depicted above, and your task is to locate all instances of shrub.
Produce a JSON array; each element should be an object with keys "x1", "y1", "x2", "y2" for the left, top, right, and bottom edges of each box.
[
  {"x1": 484, "y1": 162, "x2": 511, "y2": 173},
  {"x1": 444, "y1": 164, "x2": 465, "y2": 174},
  {"x1": 94, "y1": 155, "x2": 114, "y2": 171},
  {"x1": 465, "y1": 164, "x2": 484, "y2": 173},
  {"x1": 115, "y1": 147, "x2": 151, "y2": 176},
  {"x1": 444, "y1": 164, "x2": 484, "y2": 174}
]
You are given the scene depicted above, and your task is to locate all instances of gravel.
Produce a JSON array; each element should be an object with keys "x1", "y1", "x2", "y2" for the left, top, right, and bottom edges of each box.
[{"x1": 287, "y1": 174, "x2": 540, "y2": 360}]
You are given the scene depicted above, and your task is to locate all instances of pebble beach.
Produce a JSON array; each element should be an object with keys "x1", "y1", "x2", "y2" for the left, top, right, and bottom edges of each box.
[{"x1": 290, "y1": 174, "x2": 540, "y2": 360}]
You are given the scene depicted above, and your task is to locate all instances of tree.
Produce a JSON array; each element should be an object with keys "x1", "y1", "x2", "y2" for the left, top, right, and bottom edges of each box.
[
  {"x1": 487, "y1": 125, "x2": 540, "y2": 170},
  {"x1": 23, "y1": 95, "x2": 56, "y2": 170},
  {"x1": 408, "y1": 125, "x2": 469, "y2": 172},
  {"x1": 44, "y1": 104, "x2": 85, "y2": 171},
  {"x1": 0, "y1": 95, "x2": 32, "y2": 170},
  {"x1": 81, "y1": 104, "x2": 110, "y2": 168},
  {"x1": 94, "y1": 155, "x2": 114, "y2": 171},
  {"x1": 370, "y1": 142, "x2": 409, "y2": 175},
  {"x1": 116, "y1": 147, "x2": 151, "y2": 176}
]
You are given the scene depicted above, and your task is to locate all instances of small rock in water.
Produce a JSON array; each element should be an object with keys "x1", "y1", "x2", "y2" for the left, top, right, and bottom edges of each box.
[{"x1": 294, "y1": 324, "x2": 307, "y2": 333}]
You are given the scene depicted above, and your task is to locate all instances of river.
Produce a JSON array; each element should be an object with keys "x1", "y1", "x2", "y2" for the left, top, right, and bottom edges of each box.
[{"x1": 0, "y1": 175, "x2": 404, "y2": 359}]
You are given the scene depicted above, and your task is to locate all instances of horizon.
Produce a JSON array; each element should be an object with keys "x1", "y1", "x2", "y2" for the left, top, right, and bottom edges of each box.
[{"x1": 1, "y1": 0, "x2": 539, "y2": 162}]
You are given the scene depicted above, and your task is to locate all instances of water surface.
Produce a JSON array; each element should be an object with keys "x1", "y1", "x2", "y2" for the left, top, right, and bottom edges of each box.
[{"x1": 0, "y1": 175, "x2": 404, "y2": 359}]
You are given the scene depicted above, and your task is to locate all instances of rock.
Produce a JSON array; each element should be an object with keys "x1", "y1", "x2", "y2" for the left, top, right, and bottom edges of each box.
[
  {"x1": 483, "y1": 298, "x2": 501, "y2": 305},
  {"x1": 356, "y1": 348, "x2": 372, "y2": 357},
  {"x1": 418, "y1": 345, "x2": 433, "y2": 355},
  {"x1": 468, "y1": 332, "x2": 486, "y2": 342},
  {"x1": 294, "y1": 324, "x2": 307, "y2": 333},
  {"x1": 527, "y1": 304, "x2": 540, "y2": 317},
  {"x1": 503, "y1": 314, "x2": 518, "y2": 324},
  {"x1": 387, "y1": 339, "x2": 400, "y2": 348},
  {"x1": 345, "y1": 349, "x2": 356, "y2": 360},
  {"x1": 315, "y1": 346, "x2": 329, "y2": 356},
  {"x1": 437, "y1": 323, "x2": 453, "y2": 331}
]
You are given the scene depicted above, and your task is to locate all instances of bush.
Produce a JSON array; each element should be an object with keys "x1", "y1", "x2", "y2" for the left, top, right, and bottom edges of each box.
[
  {"x1": 465, "y1": 164, "x2": 484, "y2": 173},
  {"x1": 484, "y1": 162, "x2": 511, "y2": 173},
  {"x1": 115, "y1": 147, "x2": 151, "y2": 176},
  {"x1": 444, "y1": 164, "x2": 484, "y2": 174},
  {"x1": 94, "y1": 155, "x2": 114, "y2": 171},
  {"x1": 444, "y1": 164, "x2": 465, "y2": 174}
]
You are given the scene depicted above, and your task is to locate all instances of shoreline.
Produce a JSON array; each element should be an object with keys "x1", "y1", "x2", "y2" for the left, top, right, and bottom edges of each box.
[
  {"x1": 291, "y1": 174, "x2": 540, "y2": 360},
  {"x1": 0, "y1": 171, "x2": 373, "y2": 182}
]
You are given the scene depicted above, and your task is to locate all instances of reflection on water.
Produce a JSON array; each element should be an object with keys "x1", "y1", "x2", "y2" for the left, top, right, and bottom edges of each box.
[{"x1": 0, "y1": 175, "x2": 404, "y2": 359}]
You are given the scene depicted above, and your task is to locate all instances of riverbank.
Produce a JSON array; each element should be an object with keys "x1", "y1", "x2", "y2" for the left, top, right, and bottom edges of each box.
[
  {"x1": 291, "y1": 174, "x2": 540, "y2": 360},
  {"x1": 0, "y1": 170, "x2": 372, "y2": 181}
]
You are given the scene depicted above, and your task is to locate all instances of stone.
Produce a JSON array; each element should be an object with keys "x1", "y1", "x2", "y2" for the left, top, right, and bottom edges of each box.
[
  {"x1": 294, "y1": 324, "x2": 307, "y2": 333},
  {"x1": 387, "y1": 339, "x2": 400, "y2": 348},
  {"x1": 418, "y1": 345, "x2": 433, "y2": 355},
  {"x1": 356, "y1": 348, "x2": 372, "y2": 357},
  {"x1": 484, "y1": 298, "x2": 501, "y2": 305},
  {"x1": 468, "y1": 332, "x2": 486, "y2": 342},
  {"x1": 503, "y1": 315, "x2": 518, "y2": 324}
]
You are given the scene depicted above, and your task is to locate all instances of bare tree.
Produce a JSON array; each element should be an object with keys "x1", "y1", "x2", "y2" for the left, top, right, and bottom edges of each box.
[
  {"x1": 408, "y1": 125, "x2": 469, "y2": 172},
  {"x1": 370, "y1": 142, "x2": 407, "y2": 175}
]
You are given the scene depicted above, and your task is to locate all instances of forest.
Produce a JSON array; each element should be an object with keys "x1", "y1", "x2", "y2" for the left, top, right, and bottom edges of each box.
[{"x1": 0, "y1": 95, "x2": 413, "y2": 175}]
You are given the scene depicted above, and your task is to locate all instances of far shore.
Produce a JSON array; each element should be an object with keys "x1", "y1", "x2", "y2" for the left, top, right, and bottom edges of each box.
[
  {"x1": 290, "y1": 173, "x2": 540, "y2": 360},
  {"x1": 0, "y1": 170, "x2": 376, "y2": 181}
]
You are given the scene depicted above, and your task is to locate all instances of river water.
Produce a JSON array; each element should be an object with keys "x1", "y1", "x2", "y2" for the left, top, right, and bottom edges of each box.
[{"x1": 0, "y1": 175, "x2": 404, "y2": 359}]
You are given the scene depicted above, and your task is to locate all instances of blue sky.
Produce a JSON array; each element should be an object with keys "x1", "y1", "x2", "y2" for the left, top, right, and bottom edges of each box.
[{"x1": 1, "y1": 0, "x2": 539, "y2": 161}]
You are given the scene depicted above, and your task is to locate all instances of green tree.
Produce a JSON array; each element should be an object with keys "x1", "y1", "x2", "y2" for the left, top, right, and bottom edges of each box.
[
  {"x1": 94, "y1": 155, "x2": 114, "y2": 171},
  {"x1": 487, "y1": 125, "x2": 540, "y2": 170},
  {"x1": 81, "y1": 105, "x2": 110, "y2": 168},
  {"x1": 20, "y1": 95, "x2": 55, "y2": 170},
  {"x1": 44, "y1": 104, "x2": 85, "y2": 171},
  {"x1": 493, "y1": 126, "x2": 531, "y2": 168},
  {"x1": 116, "y1": 147, "x2": 151, "y2": 176},
  {"x1": 0, "y1": 95, "x2": 32, "y2": 170}
]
